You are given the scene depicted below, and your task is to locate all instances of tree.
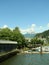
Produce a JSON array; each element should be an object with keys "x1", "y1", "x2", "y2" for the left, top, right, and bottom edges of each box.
[
  {"x1": 0, "y1": 28, "x2": 12, "y2": 40},
  {"x1": 12, "y1": 27, "x2": 26, "y2": 48},
  {"x1": 30, "y1": 38, "x2": 44, "y2": 48},
  {"x1": 0, "y1": 27, "x2": 26, "y2": 49}
]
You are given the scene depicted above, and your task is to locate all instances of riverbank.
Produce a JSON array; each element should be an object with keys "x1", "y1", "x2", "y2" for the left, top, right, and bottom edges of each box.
[
  {"x1": 19, "y1": 50, "x2": 49, "y2": 54},
  {"x1": 1, "y1": 53, "x2": 49, "y2": 65},
  {"x1": 0, "y1": 49, "x2": 19, "y2": 62},
  {"x1": 0, "y1": 49, "x2": 49, "y2": 63}
]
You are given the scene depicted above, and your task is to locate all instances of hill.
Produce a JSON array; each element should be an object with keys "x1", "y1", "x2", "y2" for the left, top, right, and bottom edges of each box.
[
  {"x1": 24, "y1": 33, "x2": 35, "y2": 38},
  {"x1": 35, "y1": 30, "x2": 49, "y2": 43},
  {"x1": 35, "y1": 30, "x2": 49, "y2": 38}
]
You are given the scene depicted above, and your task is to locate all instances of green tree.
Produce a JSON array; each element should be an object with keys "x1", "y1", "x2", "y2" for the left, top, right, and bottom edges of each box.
[
  {"x1": 12, "y1": 27, "x2": 26, "y2": 48},
  {"x1": 30, "y1": 38, "x2": 44, "y2": 48},
  {"x1": 0, "y1": 28, "x2": 12, "y2": 40},
  {"x1": 0, "y1": 27, "x2": 26, "y2": 48}
]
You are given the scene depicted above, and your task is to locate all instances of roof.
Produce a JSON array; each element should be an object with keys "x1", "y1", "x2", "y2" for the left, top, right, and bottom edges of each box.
[{"x1": 0, "y1": 40, "x2": 17, "y2": 44}]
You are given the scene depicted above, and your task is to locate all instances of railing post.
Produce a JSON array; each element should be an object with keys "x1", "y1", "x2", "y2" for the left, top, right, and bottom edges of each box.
[{"x1": 40, "y1": 44, "x2": 42, "y2": 54}]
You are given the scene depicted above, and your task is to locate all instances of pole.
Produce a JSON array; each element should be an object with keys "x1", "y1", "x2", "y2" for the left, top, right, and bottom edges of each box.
[{"x1": 40, "y1": 44, "x2": 42, "y2": 54}]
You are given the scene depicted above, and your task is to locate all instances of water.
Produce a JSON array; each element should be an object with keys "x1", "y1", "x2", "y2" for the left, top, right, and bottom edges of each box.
[{"x1": 0, "y1": 54, "x2": 49, "y2": 65}]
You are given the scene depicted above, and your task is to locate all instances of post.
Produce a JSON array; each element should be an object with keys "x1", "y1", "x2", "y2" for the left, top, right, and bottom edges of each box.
[{"x1": 40, "y1": 44, "x2": 42, "y2": 54}]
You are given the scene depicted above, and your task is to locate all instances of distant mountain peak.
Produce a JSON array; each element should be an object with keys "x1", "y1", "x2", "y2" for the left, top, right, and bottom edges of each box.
[{"x1": 24, "y1": 33, "x2": 36, "y2": 38}]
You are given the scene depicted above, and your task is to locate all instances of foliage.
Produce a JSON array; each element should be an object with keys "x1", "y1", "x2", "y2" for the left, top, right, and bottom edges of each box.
[
  {"x1": 0, "y1": 28, "x2": 12, "y2": 40},
  {"x1": 30, "y1": 38, "x2": 44, "y2": 48},
  {"x1": 0, "y1": 27, "x2": 45, "y2": 49},
  {"x1": 35, "y1": 30, "x2": 49, "y2": 38},
  {"x1": 35, "y1": 30, "x2": 49, "y2": 43},
  {"x1": 12, "y1": 27, "x2": 26, "y2": 48},
  {"x1": 0, "y1": 27, "x2": 26, "y2": 49}
]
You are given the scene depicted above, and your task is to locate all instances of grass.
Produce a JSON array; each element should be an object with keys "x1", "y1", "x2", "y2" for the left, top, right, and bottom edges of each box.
[{"x1": 43, "y1": 43, "x2": 49, "y2": 46}]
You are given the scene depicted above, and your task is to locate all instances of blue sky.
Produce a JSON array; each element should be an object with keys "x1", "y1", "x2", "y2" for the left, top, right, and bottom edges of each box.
[{"x1": 0, "y1": 0, "x2": 49, "y2": 34}]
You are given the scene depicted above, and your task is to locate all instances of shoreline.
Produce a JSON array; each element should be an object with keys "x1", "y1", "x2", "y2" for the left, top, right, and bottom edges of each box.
[
  {"x1": 19, "y1": 51, "x2": 49, "y2": 54},
  {"x1": 0, "y1": 49, "x2": 19, "y2": 63}
]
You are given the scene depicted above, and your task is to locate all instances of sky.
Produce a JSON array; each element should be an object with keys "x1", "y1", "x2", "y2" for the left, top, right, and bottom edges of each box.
[{"x1": 0, "y1": 0, "x2": 49, "y2": 34}]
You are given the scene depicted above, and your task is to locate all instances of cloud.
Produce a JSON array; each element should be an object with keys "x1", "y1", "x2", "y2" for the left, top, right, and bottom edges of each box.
[
  {"x1": 31, "y1": 24, "x2": 36, "y2": 28},
  {"x1": 47, "y1": 23, "x2": 49, "y2": 27},
  {"x1": 20, "y1": 29, "x2": 27, "y2": 34},
  {"x1": 3, "y1": 25, "x2": 8, "y2": 28},
  {"x1": 0, "y1": 24, "x2": 36, "y2": 34},
  {"x1": 20, "y1": 28, "x2": 35, "y2": 34},
  {"x1": 39, "y1": 26, "x2": 43, "y2": 30},
  {"x1": 1, "y1": 23, "x2": 48, "y2": 34},
  {"x1": 20, "y1": 24, "x2": 36, "y2": 34},
  {"x1": 2, "y1": 25, "x2": 13, "y2": 31}
]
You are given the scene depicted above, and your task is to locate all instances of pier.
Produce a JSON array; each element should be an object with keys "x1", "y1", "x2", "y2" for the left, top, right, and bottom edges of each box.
[{"x1": 0, "y1": 40, "x2": 19, "y2": 62}]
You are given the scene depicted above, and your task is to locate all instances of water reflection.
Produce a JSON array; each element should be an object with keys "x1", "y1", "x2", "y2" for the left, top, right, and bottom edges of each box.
[{"x1": 0, "y1": 54, "x2": 49, "y2": 65}]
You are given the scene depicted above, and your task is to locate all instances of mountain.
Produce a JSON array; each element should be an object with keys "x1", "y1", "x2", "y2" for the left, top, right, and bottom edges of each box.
[
  {"x1": 35, "y1": 30, "x2": 49, "y2": 38},
  {"x1": 35, "y1": 30, "x2": 49, "y2": 43},
  {"x1": 24, "y1": 33, "x2": 35, "y2": 38}
]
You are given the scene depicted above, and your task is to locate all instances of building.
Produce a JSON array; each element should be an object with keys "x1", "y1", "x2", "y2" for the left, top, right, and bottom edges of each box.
[{"x1": 0, "y1": 40, "x2": 17, "y2": 52}]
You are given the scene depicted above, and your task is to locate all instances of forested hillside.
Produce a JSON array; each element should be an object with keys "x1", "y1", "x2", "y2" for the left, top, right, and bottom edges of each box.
[{"x1": 35, "y1": 30, "x2": 49, "y2": 43}]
